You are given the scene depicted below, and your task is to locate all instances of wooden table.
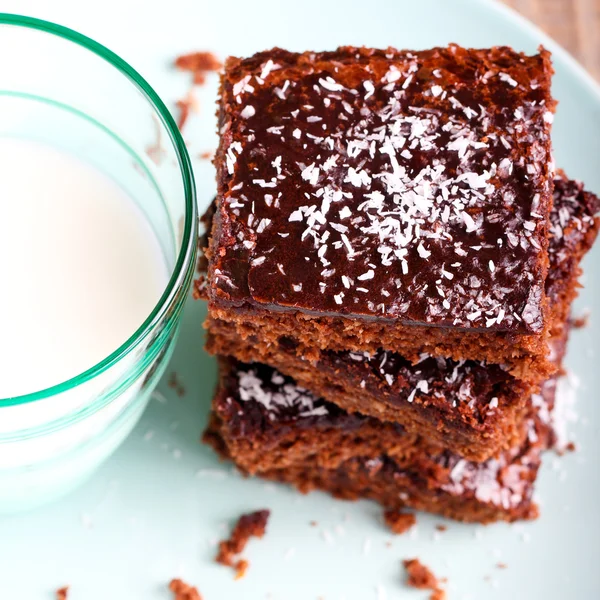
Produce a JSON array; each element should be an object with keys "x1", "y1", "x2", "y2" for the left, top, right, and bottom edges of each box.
[{"x1": 502, "y1": 0, "x2": 600, "y2": 79}]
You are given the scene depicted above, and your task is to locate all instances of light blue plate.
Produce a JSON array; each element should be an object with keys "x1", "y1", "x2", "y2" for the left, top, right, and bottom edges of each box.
[{"x1": 2, "y1": 0, "x2": 600, "y2": 598}]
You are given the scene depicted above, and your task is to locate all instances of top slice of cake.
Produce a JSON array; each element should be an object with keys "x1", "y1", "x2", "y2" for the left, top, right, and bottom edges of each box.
[{"x1": 210, "y1": 45, "x2": 555, "y2": 333}]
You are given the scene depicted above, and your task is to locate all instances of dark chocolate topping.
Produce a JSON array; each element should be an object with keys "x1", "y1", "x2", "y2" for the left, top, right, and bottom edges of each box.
[{"x1": 211, "y1": 45, "x2": 555, "y2": 332}]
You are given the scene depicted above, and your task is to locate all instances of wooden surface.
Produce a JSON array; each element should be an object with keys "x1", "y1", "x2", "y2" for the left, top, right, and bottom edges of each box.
[{"x1": 502, "y1": 0, "x2": 600, "y2": 79}]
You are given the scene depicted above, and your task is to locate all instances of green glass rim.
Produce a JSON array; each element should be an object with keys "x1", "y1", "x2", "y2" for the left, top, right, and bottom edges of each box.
[{"x1": 0, "y1": 13, "x2": 197, "y2": 407}]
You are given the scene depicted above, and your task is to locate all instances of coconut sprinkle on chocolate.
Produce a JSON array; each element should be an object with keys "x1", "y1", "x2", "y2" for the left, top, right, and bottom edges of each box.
[{"x1": 235, "y1": 365, "x2": 329, "y2": 419}]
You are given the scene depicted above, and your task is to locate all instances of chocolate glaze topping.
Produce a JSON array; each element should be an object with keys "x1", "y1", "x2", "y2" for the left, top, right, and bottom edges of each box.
[{"x1": 210, "y1": 45, "x2": 556, "y2": 332}]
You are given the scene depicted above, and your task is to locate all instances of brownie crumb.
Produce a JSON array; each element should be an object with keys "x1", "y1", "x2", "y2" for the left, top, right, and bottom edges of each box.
[
  {"x1": 199, "y1": 151, "x2": 214, "y2": 160},
  {"x1": 169, "y1": 578, "x2": 202, "y2": 600},
  {"x1": 216, "y1": 510, "x2": 270, "y2": 577},
  {"x1": 234, "y1": 559, "x2": 249, "y2": 580},
  {"x1": 309, "y1": 520, "x2": 318, "y2": 527},
  {"x1": 570, "y1": 311, "x2": 590, "y2": 329},
  {"x1": 176, "y1": 97, "x2": 192, "y2": 132},
  {"x1": 175, "y1": 51, "x2": 222, "y2": 84},
  {"x1": 56, "y1": 587, "x2": 69, "y2": 600},
  {"x1": 174, "y1": 51, "x2": 221, "y2": 131},
  {"x1": 403, "y1": 558, "x2": 439, "y2": 589},
  {"x1": 497, "y1": 562, "x2": 508, "y2": 569},
  {"x1": 168, "y1": 372, "x2": 186, "y2": 397},
  {"x1": 175, "y1": 90, "x2": 201, "y2": 133},
  {"x1": 403, "y1": 558, "x2": 445, "y2": 599},
  {"x1": 384, "y1": 509, "x2": 416, "y2": 534},
  {"x1": 435, "y1": 524, "x2": 447, "y2": 532}
]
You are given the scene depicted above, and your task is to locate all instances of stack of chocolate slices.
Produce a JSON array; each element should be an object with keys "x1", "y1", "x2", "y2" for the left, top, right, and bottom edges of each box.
[{"x1": 196, "y1": 45, "x2": 600, "y2": 523}]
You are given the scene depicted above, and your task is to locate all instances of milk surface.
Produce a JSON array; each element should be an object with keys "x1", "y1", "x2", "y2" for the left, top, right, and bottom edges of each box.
[{"x1": 0, "y1": 138, "x2": 169, "y2": 398}]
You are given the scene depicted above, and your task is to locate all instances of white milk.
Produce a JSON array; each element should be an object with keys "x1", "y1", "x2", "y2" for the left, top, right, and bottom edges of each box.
[{"x1": 0, "y1": 137, "x2": 169, "y2": 399}]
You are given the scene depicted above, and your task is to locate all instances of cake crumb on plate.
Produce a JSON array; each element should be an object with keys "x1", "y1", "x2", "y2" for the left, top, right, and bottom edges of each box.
[
  {"x1": 168, "y1": 371, "x2": 186, "y2": 397},
  {"x1": 384, "y1": 509, "x2": 416, "y2": 534},
  {"x1": 56, "y1": 587, "x2": 69, "y2": 600},
  {"x1": 174, "y1": 51, "x2": 222, "y2": 130},
  {"x1": 175, "y1": 51, "x2": 222, "y2": 84},
  {"x1": 216, "y1": 510, "x2": 270, "y2": 578},
  {"x1": 169, "y1": 578, "x2": 202, "y2": 600},
  {"x1": 570, "y1": 309, "x2": 590, "y2": 329},
  {"x1": 403, "y1": 558, "x2": 445, "y2": 599}
]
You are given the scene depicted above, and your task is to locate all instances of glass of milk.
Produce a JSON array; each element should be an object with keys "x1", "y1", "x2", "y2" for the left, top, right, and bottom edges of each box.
[{"x1": 0, "y1": 15, "x2": 197, "y2": 512}]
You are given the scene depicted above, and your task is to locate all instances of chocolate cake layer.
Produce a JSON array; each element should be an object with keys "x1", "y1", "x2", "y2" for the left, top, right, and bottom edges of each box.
[
  {"x1": 204, "y1": 358, "x2": 560, "y2": 524},
  {"x1": 204, "y1": 45, "x2": 557, "y2": 380}
]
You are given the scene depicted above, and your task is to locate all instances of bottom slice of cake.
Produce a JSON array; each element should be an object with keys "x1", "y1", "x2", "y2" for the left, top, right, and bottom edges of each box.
[{"x1": 204, "y1": 358, "x2": 560, "y2": 524}]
